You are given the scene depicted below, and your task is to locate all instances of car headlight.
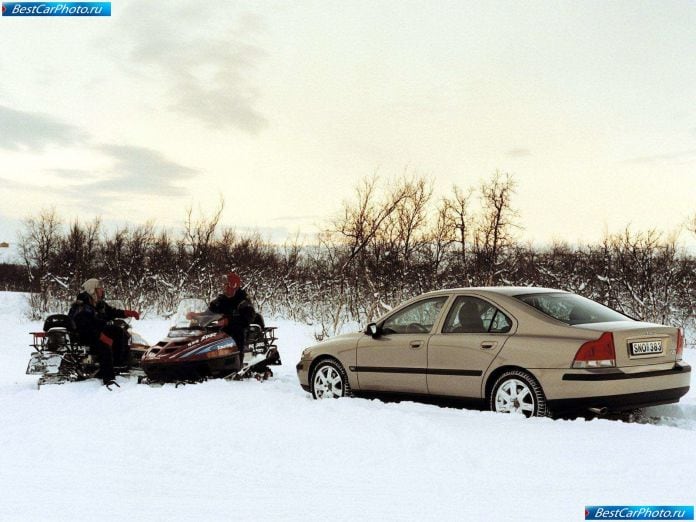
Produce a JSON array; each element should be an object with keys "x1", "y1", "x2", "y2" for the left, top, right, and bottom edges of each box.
[{"x1": 301, "y1": 347, "x2": 313, "y2": 358}]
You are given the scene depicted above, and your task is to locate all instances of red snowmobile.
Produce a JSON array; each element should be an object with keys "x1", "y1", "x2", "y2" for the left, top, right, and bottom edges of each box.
[{"x1": 140, "y1": 298, "x2": 280, "y2": 384}]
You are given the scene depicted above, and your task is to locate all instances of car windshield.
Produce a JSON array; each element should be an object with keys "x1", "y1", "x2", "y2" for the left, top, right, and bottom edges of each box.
[{"x1": 514, "y1": 292, "x2": 631, "y2": 325}]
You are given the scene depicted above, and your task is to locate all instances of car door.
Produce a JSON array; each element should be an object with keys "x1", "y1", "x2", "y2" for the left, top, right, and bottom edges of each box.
[
  {"x1": 427, "y1": 295, "x2": 514, "y2": 399},
  {"x1": 356, "y1": 296, "x2": 449, "y2": 394}
]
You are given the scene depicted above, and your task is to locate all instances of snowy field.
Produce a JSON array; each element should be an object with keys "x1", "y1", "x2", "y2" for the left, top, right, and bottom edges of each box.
[{"x1": 0, "y1": 291, "x2": 694, "y2": 522}]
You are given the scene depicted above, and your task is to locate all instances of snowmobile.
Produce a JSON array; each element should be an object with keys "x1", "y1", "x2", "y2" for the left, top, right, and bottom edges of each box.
[
  {"x1": 27, "y1": 300, "x2": 150, "y2": 388},
  {"x1": 139, "y1": 298, "x2": 280, "y2": 384}
]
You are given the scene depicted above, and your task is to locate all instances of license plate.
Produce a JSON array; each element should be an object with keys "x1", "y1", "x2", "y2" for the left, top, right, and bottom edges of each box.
[{"x1": 630, "y1": 340, "x2": 663, "y2": 356}]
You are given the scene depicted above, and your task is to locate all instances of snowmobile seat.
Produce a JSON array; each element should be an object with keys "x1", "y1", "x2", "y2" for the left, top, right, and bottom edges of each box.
[
  {"x1": 246, "y1": 324, "x2": 264, "y2": 344},
  {"x1": 43, "y1": 314, "x2": 77, "y2": 333},
  {"x1": 42, "y1": 314, "x2": 79, "y2": 352},
  {"x1": 241, "y1": 324, "x2": 281, "y2": 365},
  {"x1": 246, "y1": 324, "x2": 273, "y2": 355}
]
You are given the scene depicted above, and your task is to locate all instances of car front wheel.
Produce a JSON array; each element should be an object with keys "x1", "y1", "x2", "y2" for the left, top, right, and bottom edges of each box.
[
  {"x1": 489, "y1": 370, "x2": 550, "y2": 418},
  {"x1": 311, "y1": 360, "x2": 351, "y2": 399}
]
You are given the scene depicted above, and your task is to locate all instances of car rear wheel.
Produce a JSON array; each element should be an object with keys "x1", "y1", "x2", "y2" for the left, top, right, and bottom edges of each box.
[
  {"x1": 311, "y1": 360, "x2": 351, "y2": 399},
  {"x1": 490, "y1": 370, "x2": 550, "y2": 418}
]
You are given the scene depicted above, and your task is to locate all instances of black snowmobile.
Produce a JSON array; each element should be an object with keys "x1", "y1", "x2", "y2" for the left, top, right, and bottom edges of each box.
[
  {"x1": 26, "y1": 301, "x2": 149, "y2": 388},
  {"x1": 139, "y1": 298, "x2": 281, "y2": 385}
]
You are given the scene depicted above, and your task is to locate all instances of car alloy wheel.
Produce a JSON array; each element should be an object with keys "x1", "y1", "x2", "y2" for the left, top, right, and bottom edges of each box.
[
  {"x1": 490, "y1": 370, "x2": 549, "y2": 418},
  {"x1": 311, "y1": 360, "x2": 350, "y2": 399}
]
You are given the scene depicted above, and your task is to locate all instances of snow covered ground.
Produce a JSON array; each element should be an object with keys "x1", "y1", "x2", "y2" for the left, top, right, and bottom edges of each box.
[{"x1": 0, "y1": 291, "x2": 694, "y2": 521}]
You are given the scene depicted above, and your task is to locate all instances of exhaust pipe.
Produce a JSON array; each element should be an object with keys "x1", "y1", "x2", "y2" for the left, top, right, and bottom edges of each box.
[{"x1": 588, "y1": 407, "x2": 608, "y2": 415}]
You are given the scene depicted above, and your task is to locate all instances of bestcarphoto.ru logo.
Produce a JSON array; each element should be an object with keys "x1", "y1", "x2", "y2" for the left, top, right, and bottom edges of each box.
[
  {"x1": 2, "y1": 2, "x2": 111, "y2": 16},
  {"x1": 585, "y1": 506, "x2": 694, "y2": 520}
]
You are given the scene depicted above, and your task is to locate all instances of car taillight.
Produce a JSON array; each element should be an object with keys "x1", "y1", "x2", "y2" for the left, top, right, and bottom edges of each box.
[
  {"x1": 572, "y1": 332, "x2": 616, "y2": 368},
  {"x1": 676, "y1": 328, "x2": 684, "y2": 360}
]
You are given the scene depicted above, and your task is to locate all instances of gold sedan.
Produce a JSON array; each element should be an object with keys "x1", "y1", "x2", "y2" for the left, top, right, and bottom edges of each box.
[{"x1": 296, "y1": 287, "x2": 691, "y2": 417}]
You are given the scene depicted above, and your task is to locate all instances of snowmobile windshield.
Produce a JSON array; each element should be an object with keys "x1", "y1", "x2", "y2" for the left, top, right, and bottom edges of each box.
[{"x1": 171, "y1": 298, "x2": 223, "y2": 330}]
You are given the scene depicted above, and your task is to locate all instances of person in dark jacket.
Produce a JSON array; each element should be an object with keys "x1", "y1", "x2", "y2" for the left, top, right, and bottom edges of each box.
[
  {"x1": 207, "y1": 272, "x2": 249, "y2": 319},
  {"x1": 68, "y1": 278, "x2": 140, "y2": 386},
  {"x1": 190, "y1": 272, "x2": 262, "y2": 362}
]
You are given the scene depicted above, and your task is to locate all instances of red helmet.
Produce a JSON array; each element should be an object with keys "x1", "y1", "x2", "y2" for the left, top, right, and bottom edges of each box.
[{"x1": 225, "y1": 272, "x2": 241, "y2": 291}]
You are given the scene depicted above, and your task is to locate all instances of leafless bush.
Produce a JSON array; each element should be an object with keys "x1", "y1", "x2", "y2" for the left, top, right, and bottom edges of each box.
[{"x1": 13, "y1": 174, "x2": 695, "y2": 340}]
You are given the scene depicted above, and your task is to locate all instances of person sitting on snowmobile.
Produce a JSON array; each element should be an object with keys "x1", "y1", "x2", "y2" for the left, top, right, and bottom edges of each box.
[
  {"x1": 68, "y1": 278, "x2": 140, "y2": 386},
  {"x1": 188, "y1": 272, "x2": 262, "y2": 355}
]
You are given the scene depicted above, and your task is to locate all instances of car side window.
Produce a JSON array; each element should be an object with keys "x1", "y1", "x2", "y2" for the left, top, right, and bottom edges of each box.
[
  {"x1": 484, "y1": 308, "x2": 512, "y2": 333},
  {"x1": 442, "y1": 296, "x2": 512, "y2": 334},
  {"x1": 381, "y1": 297, "x2": 448, "y2": 335}
]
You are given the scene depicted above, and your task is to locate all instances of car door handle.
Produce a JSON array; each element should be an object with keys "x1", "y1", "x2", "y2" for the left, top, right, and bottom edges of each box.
[
  {"x1": 409, "y1": 341, "x2": 423, "y2": 349},
  {"x1": 480, "y1": 341, "x2": 497, "y2": 350}
]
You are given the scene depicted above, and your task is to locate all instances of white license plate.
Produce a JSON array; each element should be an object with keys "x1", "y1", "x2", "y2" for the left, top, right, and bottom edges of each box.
[{"x1": 630, "y1": 340, "x2": 663, "y2": 356}]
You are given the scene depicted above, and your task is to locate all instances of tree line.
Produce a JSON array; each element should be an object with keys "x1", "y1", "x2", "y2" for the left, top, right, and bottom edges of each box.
[{"x1": 3, "y1": 171, "x2": 695, "y2": 340}]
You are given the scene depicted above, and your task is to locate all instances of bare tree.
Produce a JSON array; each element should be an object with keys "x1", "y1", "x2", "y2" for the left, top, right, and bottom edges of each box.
[
  {"x1": 334, "y1": 176, "x2": 413, "y2": 271},
  {"x1": 19, "y1": 208, "x2": 61, "y2": 279},
  {"x1": 18, "y1": 208, "x2": 62, "y2": 315},
  {"x1": 473, "y1": 171, "x2": 520, "y2": 284},
  {"x1": 393, "y1": 175, "x2": 433, "y2": 267},
  {"x1": 423, "y1": 198, "x2": 456, "y2": 283},
  {"x1": 55, "y1": 218, "x2": 101, "y2": 291},
  {"x1": 327, "y1": 175, "x2": 417, "y2": 332},
  {"x1": 688, "y1": 213, "x2": 696, "y2": 237},
  {"x1": 602, "y1": 227, "x2": 685, "y2": 324},
  {"x1": 184, "y1": 197, "x2": 225, "y2": 265},
  {"x1": 442, "y1": 184, "x2": 475, "y2": 268}
]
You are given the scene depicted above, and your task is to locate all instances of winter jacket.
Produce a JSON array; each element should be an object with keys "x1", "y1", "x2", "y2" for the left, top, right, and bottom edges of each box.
[
  {"x1": 208, "y1": 289, "x2": 262, "y2": 347},
  {"x1": 68, "y1": 291, "x2": 126, "y2": 345},
  {"x1": 208, "y1": 288, "x2": 250, "y2": 317}
]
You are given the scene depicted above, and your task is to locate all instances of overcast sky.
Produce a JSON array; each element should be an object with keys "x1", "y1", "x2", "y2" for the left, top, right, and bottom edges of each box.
[{"x1": 0, "y1": 0, "x2": 694, "y2": 248}]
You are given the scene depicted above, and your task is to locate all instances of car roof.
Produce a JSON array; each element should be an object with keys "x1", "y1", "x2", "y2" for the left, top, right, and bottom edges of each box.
[{"x1": 421, "y1": 286, "x2": 567, "y2": 297}]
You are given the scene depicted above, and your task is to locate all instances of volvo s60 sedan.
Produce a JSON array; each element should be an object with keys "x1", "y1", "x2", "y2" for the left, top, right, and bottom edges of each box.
[{"x1": 296, "y1": 288, "x2": 690, "y2": 417}]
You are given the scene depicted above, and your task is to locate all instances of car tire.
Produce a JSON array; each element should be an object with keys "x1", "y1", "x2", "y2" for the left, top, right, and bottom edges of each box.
[
  {"x1": 310, "y1": 359, "x2": 351, "y2": 400},
  {"x1": 489, "y1": 369, "x2": 550, "y2": 418}
]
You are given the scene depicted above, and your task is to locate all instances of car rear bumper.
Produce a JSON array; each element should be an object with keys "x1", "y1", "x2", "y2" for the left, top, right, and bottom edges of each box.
[
  {"x1": 548, "y1": 385, "x2": 690, "y2": 414},
  {"x1": 538, "y1": 362, "x2": 690, "y2": 412},
  {"x1": 560, "y1": 363, "x2": 691, "y2": 382}
]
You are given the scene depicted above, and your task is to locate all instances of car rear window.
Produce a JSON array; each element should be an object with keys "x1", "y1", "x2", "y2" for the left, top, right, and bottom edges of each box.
[{"x1": 513, "y1": 292, "x2": 632, "y2": 325}]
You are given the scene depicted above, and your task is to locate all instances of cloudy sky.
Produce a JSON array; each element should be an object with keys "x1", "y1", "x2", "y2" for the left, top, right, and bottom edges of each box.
[{"x1": 0, "y1": 0, "x2": 694, "y2": 248}]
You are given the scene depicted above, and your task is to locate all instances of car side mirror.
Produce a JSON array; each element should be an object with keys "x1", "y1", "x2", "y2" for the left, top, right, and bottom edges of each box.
[{"x1": 365, "y1": 322, "x2": 380, "y2": 338}]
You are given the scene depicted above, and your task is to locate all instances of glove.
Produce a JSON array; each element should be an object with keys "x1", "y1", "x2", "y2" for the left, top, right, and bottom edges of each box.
[
  {"x1": 124, "y1": 310, "x2": 140, "y2": 320},
  {"x1": 99, "y1": 332, "x2": 113, "y2": 347}
]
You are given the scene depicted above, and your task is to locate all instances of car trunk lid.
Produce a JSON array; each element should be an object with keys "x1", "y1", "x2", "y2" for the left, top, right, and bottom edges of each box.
[{"x1": 576, "y1": 321, "x2": 679, "y2": 367}]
